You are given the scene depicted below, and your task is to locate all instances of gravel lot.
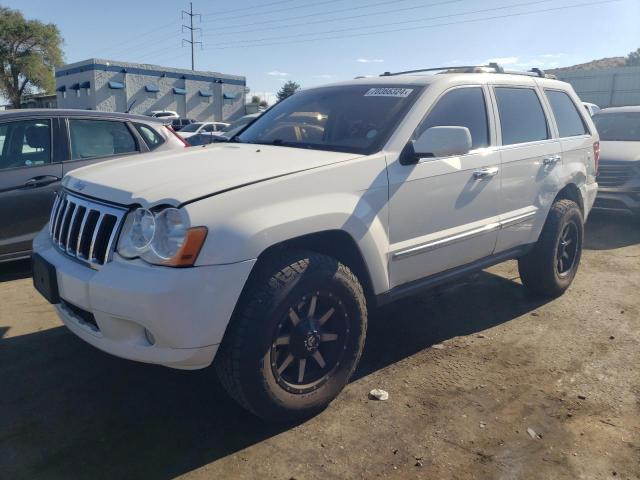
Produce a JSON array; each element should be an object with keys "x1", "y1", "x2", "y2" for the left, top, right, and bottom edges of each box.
[{"x1": 1, "y1": 213, "x2": 639, "y2": 480}]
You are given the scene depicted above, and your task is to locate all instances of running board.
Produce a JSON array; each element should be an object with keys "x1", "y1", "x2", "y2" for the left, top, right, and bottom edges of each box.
[{"x1": 376, "y1": 245, "x2": 532, "y2": 307}]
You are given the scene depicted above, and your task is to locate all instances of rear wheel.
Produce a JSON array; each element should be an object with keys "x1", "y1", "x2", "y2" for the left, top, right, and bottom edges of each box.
[
  {"x1": 215, "y1": 251, "x2": 367, "y2": 421},
  {"x1": 518, "y1": 199, "x2": 583, "y2": 297}
]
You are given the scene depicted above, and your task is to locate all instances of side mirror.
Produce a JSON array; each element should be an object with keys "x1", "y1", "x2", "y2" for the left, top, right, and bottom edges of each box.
[{"x1": 412, "y1": 126, "x2": 472, "y2": 159}]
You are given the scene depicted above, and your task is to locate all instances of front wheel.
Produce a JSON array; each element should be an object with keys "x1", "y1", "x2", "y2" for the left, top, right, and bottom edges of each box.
[
  {"x1": 215, "y1": 251, "x2": 367, "y2": 421},
  {"x1": 518, "y1": 199, "x2": 584, "y2": 297}
]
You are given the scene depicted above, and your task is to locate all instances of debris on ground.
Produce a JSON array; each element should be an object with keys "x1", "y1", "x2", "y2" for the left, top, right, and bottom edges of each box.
[
  {"x1": 578, "y1": 395, "x2": 587, "y2": 400},
  {"x1": 369, "y1": 389, "x2": 389, "y2": 401},
  {"x1": 431, "y1": 344, "x2": 445, "y2": 350},
  {"x1": 527, "y1": 427, "x2": 538, "y2": 439}
]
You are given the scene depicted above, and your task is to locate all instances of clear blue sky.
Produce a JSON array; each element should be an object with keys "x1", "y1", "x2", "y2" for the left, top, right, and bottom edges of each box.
[{"x1": 5, "y1": 0, "x2": 640, "y2": 104}]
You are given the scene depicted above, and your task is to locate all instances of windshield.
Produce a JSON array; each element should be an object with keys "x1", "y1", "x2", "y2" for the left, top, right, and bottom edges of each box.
[
  {"x1": 223, "y1": 116, "x2": 254, "y2": 132},
  {"x1": 179, "y1": 123, "x2": 203, "y2": 132},
  {"x1": 593, "y1": 112, "x2": 640, "y2": 141},
  {"x1": 236, "y1": 85, "x2": 423, "y2": 154}
]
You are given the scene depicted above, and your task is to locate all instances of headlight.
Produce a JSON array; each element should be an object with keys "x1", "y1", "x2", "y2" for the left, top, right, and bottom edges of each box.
[{"x1": 117, "y1": 207, "x2": 207, "y2": 267}]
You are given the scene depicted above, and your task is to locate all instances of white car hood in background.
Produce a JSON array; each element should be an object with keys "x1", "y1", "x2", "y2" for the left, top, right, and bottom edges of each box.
[
  {"x1": 599, "y1": 141, "x2": 640, "y2": 163},
  {"x1": 62, "y1": 143, "x2": 362, "y2": 207}
]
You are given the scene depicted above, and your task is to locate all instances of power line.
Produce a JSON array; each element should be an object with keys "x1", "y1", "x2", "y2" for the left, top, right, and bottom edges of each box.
[
  {"x1": 182, "y1": 2, "x2": 202, "y2": 70},
  {"x1": 202, "y1": 0, "x2": 447, "y2": 31},
  {"x1": 201, "y1": 0, "x2": 321, "y2": 19},
  {"x1": 203, "y1": 0, "x2": 623, "y2": 50},
  {"x1": 209, "y1": 0, "x2": 555, "y2": 46},
  {"x1": 204, "y1": 0, "x2": 464, "y2": 37},
  {"x1": 99, "y1": 20, "x2": 178, "y2": 57}
]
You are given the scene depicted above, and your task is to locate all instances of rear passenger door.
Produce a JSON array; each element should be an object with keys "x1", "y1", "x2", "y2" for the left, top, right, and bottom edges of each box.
[
  {"x1": 62, "y1": 118, "x2": 143, "y2": 176},
  {"x1": 491, "y1": 85, "x2": 562, "y2": 253},
  {"x1": 0, "y1": 118, "x2": 62, "y2": 258},
  {"x1": 544, "y1": 88, "x2": 595, "y2": 186}
]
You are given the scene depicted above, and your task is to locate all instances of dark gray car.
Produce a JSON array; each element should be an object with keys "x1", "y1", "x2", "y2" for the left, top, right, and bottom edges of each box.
[
  {"x1": 592, "y1": 107, "x2": 640, "y2": 215},
  {"x1": 0, "y1": 109, "x2": 186, "y2": 263}
]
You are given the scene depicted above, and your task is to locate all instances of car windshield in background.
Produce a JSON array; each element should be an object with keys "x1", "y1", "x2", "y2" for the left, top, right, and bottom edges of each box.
[
  {"x1": 593, "y1": 112, "x2": 640, "y2": 141},
  {"x1": 236, "y1": 85, "x2": 423, "y2": 154},
  {"x1": 179, "y1": 123, "x2": 203, "y2": 132},
  {"x1": 223, "y1": 117, "x2": 253, "y2": 132}
]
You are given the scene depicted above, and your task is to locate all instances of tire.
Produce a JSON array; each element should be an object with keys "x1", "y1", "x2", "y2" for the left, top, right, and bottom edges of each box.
[
  {"x1": 518, "y1": 199, "x2": 584, "y2": 298},
  {"x1": 215, "y1": 250, "x2": 367, "y2": 421}
]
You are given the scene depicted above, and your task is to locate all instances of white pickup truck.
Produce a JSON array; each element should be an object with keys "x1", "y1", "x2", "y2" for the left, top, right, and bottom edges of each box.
[{"x1": 32, "y1": 65, "x2": 599, "y2": 421}]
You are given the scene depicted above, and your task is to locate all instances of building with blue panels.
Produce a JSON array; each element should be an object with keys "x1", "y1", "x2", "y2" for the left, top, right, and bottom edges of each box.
[{"x1": 55, "y1": 59, "x2": 247, "y2": 121}]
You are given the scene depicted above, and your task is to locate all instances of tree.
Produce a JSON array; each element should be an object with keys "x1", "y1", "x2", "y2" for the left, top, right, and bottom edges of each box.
[
  {"x1": 0, "y1": 7, "x2": 64, "y2": 108},
  {"x1": 251, "y1": 95, "x2": 261, "y2": 104},
  {"x1": 626, "y1": 48, "x2": 640, "y2": 66},
  {"x1": 258, "y1": 99, "x2": 268, "y2": 108},
  {"x1": 276, "y1": 81, "x2": 300, "y2": 102}
]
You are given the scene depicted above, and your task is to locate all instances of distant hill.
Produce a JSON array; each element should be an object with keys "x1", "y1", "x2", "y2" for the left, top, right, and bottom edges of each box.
[{"x1": 549, "y1": 56, "x2": 627, "y2": 74}]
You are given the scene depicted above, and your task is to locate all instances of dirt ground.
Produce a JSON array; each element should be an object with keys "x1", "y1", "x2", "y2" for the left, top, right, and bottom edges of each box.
[{"x1": 1, "y1": 212, "x2": 639, "y2": 480}]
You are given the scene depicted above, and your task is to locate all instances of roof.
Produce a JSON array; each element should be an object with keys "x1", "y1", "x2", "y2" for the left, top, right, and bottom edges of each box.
[
  {"x1": 55, "y1": 58, "x2": 246, "y2": 86},
  {"x1": 314, "y1": 71, "x2": 568, "y2": 90},
  {"x1": 596, "y1": 106, "x2": 640, "y2": 114},
  {"x1": 0, "y1": 108, "x2": 168, "y2": 123}
]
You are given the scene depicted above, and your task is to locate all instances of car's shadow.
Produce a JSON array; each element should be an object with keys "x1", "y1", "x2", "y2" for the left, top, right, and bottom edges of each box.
[{"x1": 0, "y1": 269, "x2": 548, "y2": 479}]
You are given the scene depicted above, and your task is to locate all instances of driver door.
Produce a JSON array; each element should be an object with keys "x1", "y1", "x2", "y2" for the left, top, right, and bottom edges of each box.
[
  {"x1": 387, "y1": 85, "x2": 501, "y2": 289},
  {"x1": 0, "y1": 117, "x2": 62, "y2": 259}
]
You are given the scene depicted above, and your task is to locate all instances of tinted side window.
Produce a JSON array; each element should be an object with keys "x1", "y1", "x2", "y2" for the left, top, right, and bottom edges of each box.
[
  {"x1": 416, "y1": 87, "x2": 489, "y2": 149},
  {"x1": 495, "y1": 87, "x2": 549, "y2": 145},
  {"x1": 69, "y1": 119, "x2": 138, "y2": 160},
  {"x1": 0, "y1": 119, "x2": 52, "y2": 171},
  {"x1": 134, "y1": 123, "x2": 165, "y2": 150},
  {"x1": 546, "y1": 90, "x2": 588, "y2": 137}
]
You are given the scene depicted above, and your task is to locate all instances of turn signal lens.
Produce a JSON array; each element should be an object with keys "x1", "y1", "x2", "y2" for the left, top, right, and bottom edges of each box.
[{"x1": 161, "y1": 227, "x2": 208, "y2": 267}]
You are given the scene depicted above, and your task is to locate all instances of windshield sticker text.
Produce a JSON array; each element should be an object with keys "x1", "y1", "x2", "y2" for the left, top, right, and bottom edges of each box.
[{"x1": 364, "y1": 88, "x2": 414, "y2": 98}]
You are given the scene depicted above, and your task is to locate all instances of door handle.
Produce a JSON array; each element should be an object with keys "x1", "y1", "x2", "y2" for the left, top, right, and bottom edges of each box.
[
  {"x1": 473, "y1": 167, "x2": 499, "y2": 179},
  {"x1": 543, "y1": 154, "x2": 561, "y2": 166},
  {"x1": 21, "y1": 175, "x2": 61, "y2": 189}
]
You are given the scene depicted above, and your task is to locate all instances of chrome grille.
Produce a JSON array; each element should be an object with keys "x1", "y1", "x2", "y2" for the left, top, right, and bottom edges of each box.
[
  {"x1": 597, "y1": 164, "x2": 635, "y2": 187},
  {"x1": 49, "y1": 191, "x2": 127, "y2": 267}
]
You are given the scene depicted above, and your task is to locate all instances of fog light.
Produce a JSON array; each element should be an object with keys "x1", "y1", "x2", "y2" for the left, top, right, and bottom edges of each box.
[{"x1": 144, "y1": 329, "x2": 156, "y2": 346}]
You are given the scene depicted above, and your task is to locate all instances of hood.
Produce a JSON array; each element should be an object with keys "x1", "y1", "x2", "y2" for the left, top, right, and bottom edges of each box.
[
  {"x1": 177, "y1": 131, "x2": 197, "y2": 139},
  {"x1": 599, "y1": 141, "x2": 640, "y2": 163},
  {"x1": 62, "y1": 143, "x2": 362, "y2": 207}
]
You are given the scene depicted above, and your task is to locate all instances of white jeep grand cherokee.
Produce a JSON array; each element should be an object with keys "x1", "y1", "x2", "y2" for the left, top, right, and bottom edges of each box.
[{"x1": 32, "y1": 65, "x2": 599, "y2": 421}]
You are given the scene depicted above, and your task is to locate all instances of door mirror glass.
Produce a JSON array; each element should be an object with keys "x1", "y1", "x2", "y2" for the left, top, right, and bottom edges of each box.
[{"x1": 413, "y1": 126, "x2": 472, "y2": 158}]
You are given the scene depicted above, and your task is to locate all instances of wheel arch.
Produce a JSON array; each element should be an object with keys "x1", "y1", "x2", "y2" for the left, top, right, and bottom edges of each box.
[
  {"x1": 554, "y1": 182, "x2": 585, "y2": 217},
  {"x1": 251, "y1": 230, "x2": 377, "y2": 308}
]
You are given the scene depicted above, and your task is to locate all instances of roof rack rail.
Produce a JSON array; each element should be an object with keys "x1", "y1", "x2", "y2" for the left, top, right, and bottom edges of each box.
[{"x1": 380, "y1": 63, "x2": 552, "y2": 78}]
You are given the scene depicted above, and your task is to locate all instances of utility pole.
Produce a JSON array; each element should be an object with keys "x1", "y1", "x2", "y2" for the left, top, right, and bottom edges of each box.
[{"x1": 182, "y1": 2, "x2": 202, "y2": 71}]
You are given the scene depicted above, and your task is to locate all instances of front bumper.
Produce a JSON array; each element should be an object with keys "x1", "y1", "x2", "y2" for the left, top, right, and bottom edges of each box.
[
  {"x1": 34, "y1": 229, "x2": 256, "y2": 369},
  {"x1": 593, "y1": 188, "x2": 640, "y2": 215}
]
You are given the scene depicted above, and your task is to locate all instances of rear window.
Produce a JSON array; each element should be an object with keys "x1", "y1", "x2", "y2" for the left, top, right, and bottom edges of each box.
[
  {"x1": 546, "y1": 90, "x2": 589, "y2": 137},
  {"x1": 592, "y1": 112, "x2": 640, "y2": 141},
  {"x1": 495, "y1": 87, "x2": 550, "y2": 145}
]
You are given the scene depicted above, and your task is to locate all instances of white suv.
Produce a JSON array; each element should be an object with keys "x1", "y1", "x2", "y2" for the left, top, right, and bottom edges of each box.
[{"x1": 32, "y1": 65, "x2": 599, "y2": 421}]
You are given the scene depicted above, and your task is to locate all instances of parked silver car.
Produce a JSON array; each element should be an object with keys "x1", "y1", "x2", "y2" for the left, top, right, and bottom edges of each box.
[
  {"x1": 0, "y1": 109, "x2": 186, "y2": 263},
  {"x1": 592, "y1": 106, "x2": 640, "y2": 215}
]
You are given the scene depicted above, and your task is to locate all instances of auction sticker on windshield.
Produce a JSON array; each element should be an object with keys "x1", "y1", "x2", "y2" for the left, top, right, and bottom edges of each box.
[{"x1": 364, "y1": 87, "x2": 414, "y2": 97}]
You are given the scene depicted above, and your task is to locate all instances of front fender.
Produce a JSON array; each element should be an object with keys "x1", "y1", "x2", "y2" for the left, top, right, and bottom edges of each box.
[{"x1": 185, "y1": 155, "x2": 391, "y2": 294}]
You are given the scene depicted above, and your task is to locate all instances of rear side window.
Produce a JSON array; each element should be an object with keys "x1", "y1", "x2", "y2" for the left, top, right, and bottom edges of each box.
[
  {"x1": 416, "y1": 87, "x2": 489, "y2": 149},
  {"x1": 546, "y1": 90, "x2": 589, "y2": 137},
  {"x1": 495, "y1": 87, "x2": 549, "y2": 145},
  {"x1": 0, "y1": 119, "x2": 52, "y2": 170},
  {"x1": 135, "y1": 123, "x2": 165, "y2": 150},
  {"x1": 69, "y1": 119, "x2": 138, "y2": 160}
]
